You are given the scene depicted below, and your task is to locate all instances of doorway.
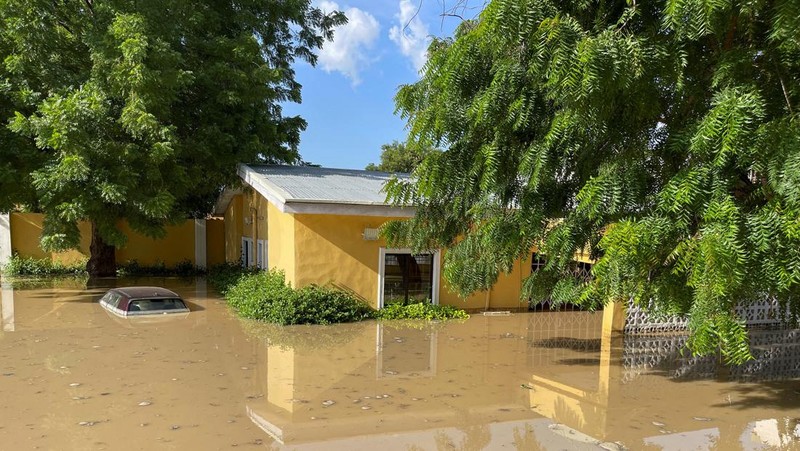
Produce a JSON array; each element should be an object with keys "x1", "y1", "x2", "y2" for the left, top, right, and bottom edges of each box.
[{"x1": 378, "y1": 248, "x2": 440, "y2": 308}]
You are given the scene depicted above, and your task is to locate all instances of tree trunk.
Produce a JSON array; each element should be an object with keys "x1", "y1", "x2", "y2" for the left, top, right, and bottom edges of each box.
[{"x1": 86, "y1": 222, "x2": 116, "y2": 277}]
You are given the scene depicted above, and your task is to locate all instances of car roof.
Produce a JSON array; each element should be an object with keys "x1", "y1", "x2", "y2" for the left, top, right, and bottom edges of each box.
[{"x1": 111, "y1": 286, "x2": 182, "y2": 299}]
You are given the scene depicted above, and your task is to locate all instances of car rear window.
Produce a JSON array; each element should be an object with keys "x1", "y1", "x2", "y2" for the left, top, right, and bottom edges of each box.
[{"x1": 128, "y1": 298, "x2": 187, "y2": 312}]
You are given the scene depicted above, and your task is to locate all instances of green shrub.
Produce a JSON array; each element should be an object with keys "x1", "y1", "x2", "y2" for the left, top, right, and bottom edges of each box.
[
  {"x1": 376, "y1": 302, "x2": 469, "y2": 320},
  {"x1": 287, "y1": 285, "x2": 375, "y2": 325},
  {"x1": 223, "y1": 270, "x2": 375, "y2": 325},
  {"x1": 225, "y1": 270, "x2": 294, "y2": 319},
  {"x1": 206, "y1": 262, "x2": 259, "y2": 295},
  {"x1": 1, "y1": 255, "x2": 87, "y2": 276}
]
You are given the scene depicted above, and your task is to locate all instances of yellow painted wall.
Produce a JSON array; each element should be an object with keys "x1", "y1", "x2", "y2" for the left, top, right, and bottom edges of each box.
[
  {"x1": 438, "y1": 244, "x2": 594, "y2": 310},
  {"x1": 10, "y1": 212, "x2": 214, "y2": 267},
  {"x1": 224, "y1": 195, "x2": 244, "y2": 263},
  {"x1": 9, "y1": 213, "x2": 90, "y2": 264},
  {"x1": 223, "y1": 190, "x2": 397, "y2": 301},
  {"x1": 438, "y1": 250, "x2": 531, "y2": 310},
  {"x1": 292, "y1": 213, "x2": 398, "y2": 304},
  {"x1": 206, "y1": 217, "x2": 226, "y2": 266},
  {"x1": 242, "y1": 189, "x2": 269, "y2": 242},
  {"x1": 223, "y1": 190, "x2": 269, "y2": 266},
  {"x1": 116, "y1": 221, "x2": 195, "y2": 266},
  {"x1": 267, "y1": 202, "x2": 296, "y2": 286}
]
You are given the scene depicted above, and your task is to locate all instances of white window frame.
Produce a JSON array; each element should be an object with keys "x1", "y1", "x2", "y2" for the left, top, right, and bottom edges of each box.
[
  {"x1": 241, "y1": 237, "x2": 254, "y2": 267},
  {"x1": 257, "y1": 239, "x2": 267, "y2": 269},
  {"x1": 377, "y1": 248, "x2": 440, "y2": 308}
]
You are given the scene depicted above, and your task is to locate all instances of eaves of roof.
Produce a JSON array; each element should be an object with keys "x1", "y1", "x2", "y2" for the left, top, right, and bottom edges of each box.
[{"x1": 219, "y1": 164, "x2": 416, "y2": 218}]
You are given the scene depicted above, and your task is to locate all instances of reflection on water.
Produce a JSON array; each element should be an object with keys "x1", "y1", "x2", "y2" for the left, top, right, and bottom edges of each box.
[{"x1": 0, "y1": 278, "x2": 799, "y2": 450}]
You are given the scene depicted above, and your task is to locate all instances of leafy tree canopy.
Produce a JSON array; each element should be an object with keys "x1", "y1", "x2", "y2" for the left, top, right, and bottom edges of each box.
[
  {"x1": 0, "y1": 0, "x2": 344, "y2": 273},
  {"x1": 365, "y1": 140, "x2": 439, "y2": 173},
  {"x1": 383, "y1": 0, "x2": 800, "y2": 363}
]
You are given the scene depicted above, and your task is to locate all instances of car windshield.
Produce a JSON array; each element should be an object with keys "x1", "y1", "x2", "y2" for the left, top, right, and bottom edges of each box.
[{"x1": 128, "y1": 298, "x2": 187, "y2": 312}]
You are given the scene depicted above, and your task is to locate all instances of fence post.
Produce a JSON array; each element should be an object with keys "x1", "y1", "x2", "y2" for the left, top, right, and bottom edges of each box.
[
  {"x1": 602, "y1": 301, "x2": 625, "y2": 338},
  {"x1": 0, "y1": 213, "x2": 11, "y2": 267}
]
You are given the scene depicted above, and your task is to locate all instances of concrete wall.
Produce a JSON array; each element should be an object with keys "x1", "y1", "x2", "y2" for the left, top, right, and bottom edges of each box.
[
  {"x1": 224, "y1": 195, "x2": 244, "y2": 263},
  {"x1": 206, "y1": 217, "x2": 226, "y2": 267},
  {"x1": 242, "y1": 188, "x2": 269, "y2": 242},
  {"x1": 116, "y1": 221, "x2": 196, "y2": 266},
  {"x1": 439, "y1": 253, "x2": 531, "y2": 310},
  {"x1": 266, "y1": 202, "x2": 296, "y2": 285},
  {"x1": 293, "y1": 213, "x2": 401, "y2": 302},
  {"x1": 5, "y1": 212, "x2": 219, "y2": 268},
  {"x1": 9, "y1": 213, "x2": 91, "y2": 264}
]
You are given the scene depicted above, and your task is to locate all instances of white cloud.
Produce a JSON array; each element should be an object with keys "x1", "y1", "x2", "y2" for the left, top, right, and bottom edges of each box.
[
  {"x1": 389, "y1": 0, "x2": 432, "y2": 72},
  {"x1": 317, "y1": 1, "x2": 380, "y2": 85}
]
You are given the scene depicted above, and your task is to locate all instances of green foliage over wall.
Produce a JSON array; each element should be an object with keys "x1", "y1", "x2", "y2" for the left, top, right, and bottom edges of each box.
[{"x1": 384, "y1": 0, "x2": 800, "y2": 363}]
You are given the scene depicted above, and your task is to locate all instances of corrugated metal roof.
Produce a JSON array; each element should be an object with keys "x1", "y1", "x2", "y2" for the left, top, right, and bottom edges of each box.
[{"x1": 244, "y1": 165, "x2": 409, "y2": 205}]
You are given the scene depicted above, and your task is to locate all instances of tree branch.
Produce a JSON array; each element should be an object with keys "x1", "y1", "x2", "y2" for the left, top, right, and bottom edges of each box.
[{"x1": 778, "y1": 72, "x2": 794, "y2": 115}]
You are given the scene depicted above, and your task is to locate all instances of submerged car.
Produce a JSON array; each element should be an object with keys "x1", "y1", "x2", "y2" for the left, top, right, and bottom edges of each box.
[{"x1": 99, "y1": 286, "x2": 189, "y2": 317}]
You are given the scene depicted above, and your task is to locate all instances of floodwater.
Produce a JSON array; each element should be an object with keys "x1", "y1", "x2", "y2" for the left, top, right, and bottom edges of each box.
[{"x1": 0, "y1": 278, "x2": 798, "y2": 450}]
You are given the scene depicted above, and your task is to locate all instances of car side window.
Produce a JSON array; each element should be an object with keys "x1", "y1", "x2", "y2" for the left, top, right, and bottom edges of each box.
[{"x1": 129, "y1": 300, "x2": 148, "y2": 311}]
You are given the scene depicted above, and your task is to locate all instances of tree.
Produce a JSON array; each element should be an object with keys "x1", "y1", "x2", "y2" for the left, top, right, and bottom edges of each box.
[
  {"x1": 0, "y1": 0, "x2": 344, "y2": 275},
  {"x1": 365, "y1": 140, "x2": 438, "y2": 173},
  {"x1": 383, "y1": 0, "x2": 800, "y2": 363}
]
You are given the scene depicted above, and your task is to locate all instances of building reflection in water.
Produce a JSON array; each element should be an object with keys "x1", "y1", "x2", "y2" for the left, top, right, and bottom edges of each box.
[
  {"x1": 1, "y1": 281, "x2": 797, "y2": 449},
  {"x1": 242, "y1": 311, "x2": 800, "y2": 450}
]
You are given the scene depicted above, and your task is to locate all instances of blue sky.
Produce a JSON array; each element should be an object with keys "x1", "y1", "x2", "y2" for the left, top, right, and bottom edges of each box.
[{"x1": 283, "y1": 1, "x2": 480, "y2": 169}]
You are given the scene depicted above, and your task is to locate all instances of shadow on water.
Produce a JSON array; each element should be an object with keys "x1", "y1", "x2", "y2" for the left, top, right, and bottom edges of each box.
[
  {"x1": 709, "y1": 380, "x2": 800, "y2": 410},
  {"x1": 532, "y1": 337, "x2": 602, "y2": 352},
  {"x1": 555, "y1": 358, "x2": 602, "y2": 366}
]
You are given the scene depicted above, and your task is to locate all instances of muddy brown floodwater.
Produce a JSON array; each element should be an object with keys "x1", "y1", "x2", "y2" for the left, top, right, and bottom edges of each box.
[{"x1": 0, "y1": 278, "x2": 798, "y2": 450}]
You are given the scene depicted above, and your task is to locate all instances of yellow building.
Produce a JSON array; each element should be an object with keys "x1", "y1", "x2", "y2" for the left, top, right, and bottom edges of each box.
[
  {"x1": 0, "y1": 213, "x2": 225, "y2": 268},
  {"x1": 216, "y1": 164, "x2": 591, "y2": 311}
]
